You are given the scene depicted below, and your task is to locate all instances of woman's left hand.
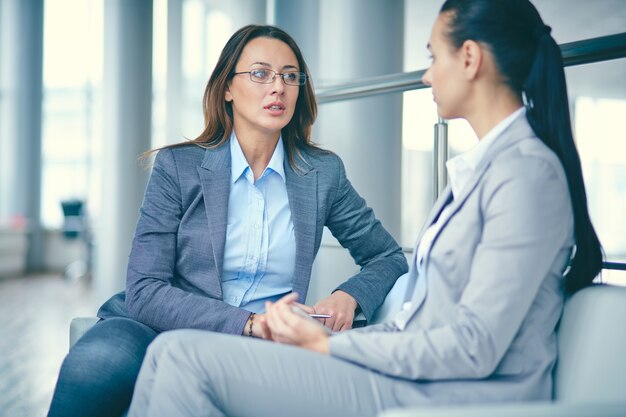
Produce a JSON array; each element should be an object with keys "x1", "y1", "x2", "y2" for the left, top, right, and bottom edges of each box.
[
  {"x1": 313, "y1": 290, "x2": 358, "y2": 332},
  {"x1": 265, "y1": 293, "x2": 330, "y2": 354}
]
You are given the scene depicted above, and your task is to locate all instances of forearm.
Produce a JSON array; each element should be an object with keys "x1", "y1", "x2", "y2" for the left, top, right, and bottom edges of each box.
[
  {"x1": 125, "y1": 278, "x2": 250, "y2": 334},
  {"x1": 328, "y1": 323, "x2": 498, "y2": 380},
  {"x1": 335, "y1": 251, "x2": 408, "y2": 320}
]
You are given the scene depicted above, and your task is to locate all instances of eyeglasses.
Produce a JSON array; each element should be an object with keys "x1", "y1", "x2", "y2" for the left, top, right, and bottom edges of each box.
[{"x1": 233, "y1": 69, "x2": 307, "y2": 86}]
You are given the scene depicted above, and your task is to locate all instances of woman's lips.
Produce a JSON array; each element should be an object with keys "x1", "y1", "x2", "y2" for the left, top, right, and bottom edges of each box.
[{"x1": 264, "y1": 102, "x2": 286, "y2": 115}]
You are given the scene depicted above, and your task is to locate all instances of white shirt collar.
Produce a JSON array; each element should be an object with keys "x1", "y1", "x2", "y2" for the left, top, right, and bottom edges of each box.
[
  {"x1": 446, "y1": 107, "x2": 525, "y2": 198},
  {"x1": 230, "y1": 131, "x2": 286, "y2": 184}
]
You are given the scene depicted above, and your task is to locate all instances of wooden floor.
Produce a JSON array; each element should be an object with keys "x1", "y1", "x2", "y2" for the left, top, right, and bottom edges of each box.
[{"x1": 0, "y1": 274, "x2": 100, "y2": 417}]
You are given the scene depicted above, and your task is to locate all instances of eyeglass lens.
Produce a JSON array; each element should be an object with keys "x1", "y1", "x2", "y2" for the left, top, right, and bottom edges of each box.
[{"x1": 250, "y1": 69, "x2": 306, "y2": 85}]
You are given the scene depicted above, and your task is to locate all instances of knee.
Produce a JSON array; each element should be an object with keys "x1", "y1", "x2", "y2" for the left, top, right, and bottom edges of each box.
[
  {"x1": 143, "y1": 329, "x2": 213, "y2": 373},
  {"x1": 62, "y1": 318, "x2": 158, "y2": 382},
  {"x1": 144, "y1": 329, "x2": 192, "y2": 363}
]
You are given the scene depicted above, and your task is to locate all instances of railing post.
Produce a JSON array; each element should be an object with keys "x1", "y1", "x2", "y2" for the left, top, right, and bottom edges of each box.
[{"x1": 433, "y1": 117, "x2": 448, "y2": 202}]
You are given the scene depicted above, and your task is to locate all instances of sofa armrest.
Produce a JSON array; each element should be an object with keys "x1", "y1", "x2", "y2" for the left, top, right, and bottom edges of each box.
[
  {"x1": 69, "y1": 317, "x2": 100, "y2": 348},
  {"x1": 379, "y1": 402, "x2": 626, "y2": 417}
]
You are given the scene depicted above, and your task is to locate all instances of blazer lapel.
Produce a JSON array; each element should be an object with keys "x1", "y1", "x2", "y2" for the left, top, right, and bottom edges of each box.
[
  {"x1": 415, "y1": 187, "x2": 454, "y2": 244},
  {"x1": 426, "y1": 115, "x2": 537, "y2": 248},
  {"x1": 402, "y1": 187, "x2": 452, "y2": 301},
  {"x1": 284, "y1": 160, "x2": 316, "y2": 304},
  {"x1": 197, "y1": 144, "x2": 231, "y2": 282}
]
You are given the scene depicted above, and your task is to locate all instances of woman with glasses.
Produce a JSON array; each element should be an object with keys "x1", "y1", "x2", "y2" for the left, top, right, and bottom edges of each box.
[
  {"x1": 126, "y1": 1, "x2": 603, "y2": 416},
  {"x1": 47, "y1": 24, "x2": 407, "y2": 417}
]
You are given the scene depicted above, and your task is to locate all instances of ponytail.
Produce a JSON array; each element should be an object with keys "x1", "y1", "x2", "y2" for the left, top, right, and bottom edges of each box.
[{"x1": 524, "y1": 27, "x2": 603, "y2": 295}]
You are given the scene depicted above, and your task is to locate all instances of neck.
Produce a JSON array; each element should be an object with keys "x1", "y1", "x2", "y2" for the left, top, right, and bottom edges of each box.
[
  {"x1": 465, "y1": 84, "x2": 523, "y2": 140},
  {"x1": 234, "y1": 128, "x2": 280, "y2": 181}
]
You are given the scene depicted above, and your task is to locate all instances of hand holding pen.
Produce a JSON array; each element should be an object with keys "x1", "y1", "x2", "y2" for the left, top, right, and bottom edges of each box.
[
  {"x1": 264, "y1": 293, "x2": 331, "y2": 354},
  {"x1": 291, "y1": 301, "x2": 333, "y2": 319}
]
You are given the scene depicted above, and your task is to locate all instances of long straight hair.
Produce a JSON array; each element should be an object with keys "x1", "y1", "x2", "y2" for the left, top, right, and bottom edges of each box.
[
  {"x1": 150, "y1": 25, "x2": 320, "y2": 171},
  {"x1": 440, "y1": 0, "x2": 603, "y2": 294}
]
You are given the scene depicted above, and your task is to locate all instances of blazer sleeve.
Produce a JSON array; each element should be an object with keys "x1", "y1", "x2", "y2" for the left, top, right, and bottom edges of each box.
[
  {"x1": 125, "y1": 148, "x2": 251, "y2": 335},
  {"x1": 325, "y1": 155, "x2": 408, "y2": 321},
  {"x1": 328, "y1": 156, "x2": 573, "y2": 380}
]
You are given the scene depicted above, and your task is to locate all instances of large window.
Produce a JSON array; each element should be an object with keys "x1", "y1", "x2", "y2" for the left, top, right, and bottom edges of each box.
[
  {"x1": 41, "y1": 0, "x2": 103, "y2": 228},
  {"x1": 575, "y1": 95, "x2": 626, "y2": 265},
  {"x1": 181, "y1": 0, "x2": 233, "y2": 142},
  {"x1": 152, "y1": 0, "x2": 235, "y2": 148},
  {"x1": 567, "y1": 58, "x2": 626, "y2": 285},
  {"x1": 401, "y1": 90, "x2": 476, "y2": 247}
]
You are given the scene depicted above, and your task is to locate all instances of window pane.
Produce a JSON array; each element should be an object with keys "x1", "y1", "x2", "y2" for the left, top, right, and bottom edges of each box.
[
  {"x1": 569, "y1": 59, "x2": 626, "y2": 274},
  {"x1": 401, "y1": 89, "x2": 477, "y2": 247},
  {"x1": 42, "y1": 0, "x2": 103, "y2": 228}
]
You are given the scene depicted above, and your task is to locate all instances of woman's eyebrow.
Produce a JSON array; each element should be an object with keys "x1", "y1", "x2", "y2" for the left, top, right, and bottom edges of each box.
[{"x1": 250, "y1": 61, "x2": 299, "y2": 70}]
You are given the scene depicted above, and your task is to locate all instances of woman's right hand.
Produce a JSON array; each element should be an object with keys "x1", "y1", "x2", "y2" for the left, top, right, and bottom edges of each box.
[
  {"x1": 243, "y1": 301, "x2": 316, "y2": 339},
  {"x1": 264, "y1": 293, "x2": 330, "y2": 354}
]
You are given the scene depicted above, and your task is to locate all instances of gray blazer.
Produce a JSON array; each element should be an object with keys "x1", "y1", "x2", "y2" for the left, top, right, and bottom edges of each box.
[
  {"x1": 101, "y1": 141, "x2": 407, "y2": 335},
  {"x1": 330, "y1": 116, "x2": 575, "y2": 404}
]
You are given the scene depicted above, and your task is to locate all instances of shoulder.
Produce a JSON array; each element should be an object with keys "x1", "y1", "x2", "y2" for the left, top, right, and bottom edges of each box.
[
  {"x1": 482, "y1": 136, "x2": 570, "y2": 208},
  {"x1": 490, "y1": 136, "x2": 566, "y2": 185},
  {"x1": 153, "y1": 143, "x2": 207, "y2": 171},
  {"x1": 486, "y1": 115, "x2": 567, "y2": 186},
  {"x1": 295, "y1": 145, "x2": 343, "y2": 173}
]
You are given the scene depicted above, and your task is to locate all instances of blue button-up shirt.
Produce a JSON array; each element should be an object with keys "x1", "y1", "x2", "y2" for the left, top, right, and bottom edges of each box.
[{"x1": 221, "y1": 132, "x2": 296, "y2": 313}]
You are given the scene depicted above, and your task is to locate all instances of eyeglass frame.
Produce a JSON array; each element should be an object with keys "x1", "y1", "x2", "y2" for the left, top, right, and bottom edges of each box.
[{"x1": 232, "y1": 68, "x2": 308, "y2": 86}]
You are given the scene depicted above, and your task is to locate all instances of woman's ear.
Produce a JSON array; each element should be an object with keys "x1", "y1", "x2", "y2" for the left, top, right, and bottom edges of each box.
[
  {"x1": 225, "y1": 86, "x2": 233, "y2": 102},
  {"x1": 461, "y1": 39, "x2": 482, "y2": 80}
]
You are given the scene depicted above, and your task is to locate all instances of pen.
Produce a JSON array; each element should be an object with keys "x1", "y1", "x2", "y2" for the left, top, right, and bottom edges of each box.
[{"x1": 308, "y1": 313, "x2": 332, "y2": 318}]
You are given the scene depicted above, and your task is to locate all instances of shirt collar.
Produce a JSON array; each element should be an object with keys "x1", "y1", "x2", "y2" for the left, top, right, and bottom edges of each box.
[
  {"x1": 229, "y1": 131, "x2": 286, "y2": 184},
  {"x1": 446, "y1": 107, "x2": 525, "y2": 198}
]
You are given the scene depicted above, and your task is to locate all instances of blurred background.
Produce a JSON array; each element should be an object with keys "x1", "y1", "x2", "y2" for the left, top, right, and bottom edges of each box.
[{"x1": 0, "y1": 0, "x2": 625, "y2": 415}]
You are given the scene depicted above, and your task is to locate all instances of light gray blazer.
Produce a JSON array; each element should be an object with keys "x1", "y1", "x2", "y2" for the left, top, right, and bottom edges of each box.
[
  {"x1": 112, "y1": 141, "x2": 407, "y2": 335},
  {"x1": 330, "y1": 116, "x2": 575, "y2": 404}
]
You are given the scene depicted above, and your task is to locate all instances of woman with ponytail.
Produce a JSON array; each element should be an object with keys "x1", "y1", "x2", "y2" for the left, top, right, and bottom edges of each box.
[{"x1": 127, "y1": 2, "x2": 604, "y2": 416}]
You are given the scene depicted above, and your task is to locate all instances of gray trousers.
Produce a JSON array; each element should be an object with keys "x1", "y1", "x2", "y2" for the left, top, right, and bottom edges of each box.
[{"x1": 127, "y1": 329, "x2": 425, "y2": 417}]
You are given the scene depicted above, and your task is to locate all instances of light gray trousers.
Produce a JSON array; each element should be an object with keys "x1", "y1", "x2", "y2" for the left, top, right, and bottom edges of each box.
[{"x1": 126, "y1": 329, "x2": 422, "y2": 417}]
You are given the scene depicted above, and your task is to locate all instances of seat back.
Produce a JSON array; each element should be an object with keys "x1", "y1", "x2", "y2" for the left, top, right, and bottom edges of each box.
[
  {"x1": 555, "y1": 284, "x2": 626, "y2": 402},
  {"x1": 69, "y1": 317, "x2": 100, "y2": 348}
]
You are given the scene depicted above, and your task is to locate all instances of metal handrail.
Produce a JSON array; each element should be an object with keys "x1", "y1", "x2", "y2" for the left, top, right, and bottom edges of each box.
[
  {"x1": 561, "y1": 32, "x2": 626, "y2": 66},
  {"x1": 317, "y1": 70, "x2": 426, "y2": 104},
  {"x1": 604, "y1": 262, "x2": 626, "y2": 272},
  {"x1": 317, "y1": 32, "x2": 626, "y2": 103},
  {"x1": 433, "y1": 118, "x2": 448, "y2": 203},
  {"x1": 315, "y1": 32, "x2": 626, "y2": 272}
]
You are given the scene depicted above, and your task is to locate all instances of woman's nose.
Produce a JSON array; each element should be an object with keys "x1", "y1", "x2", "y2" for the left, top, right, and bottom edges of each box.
[
  {"x1": 270, "y1": 75, "x2": 285, "y2": 94},
  {"x1": 422, "y1": 68, "x2": 432, "y2": 86}
]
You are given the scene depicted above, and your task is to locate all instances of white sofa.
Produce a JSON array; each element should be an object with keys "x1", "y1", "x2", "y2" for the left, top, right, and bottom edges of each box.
[
  {"x1": 380, "y1": 284, "x2": 626, "y2": 417},
  {"x1": 69, "y1": 284, "x2": 626, "y2": 417}
]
